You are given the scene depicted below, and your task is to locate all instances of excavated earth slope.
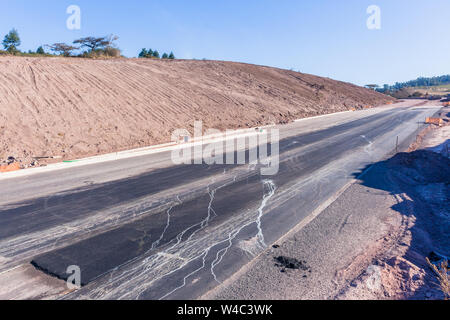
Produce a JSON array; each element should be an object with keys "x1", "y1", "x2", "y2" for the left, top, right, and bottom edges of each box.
[{"x1": 0, "y1": 56, "x2": 395, "y2": 165}]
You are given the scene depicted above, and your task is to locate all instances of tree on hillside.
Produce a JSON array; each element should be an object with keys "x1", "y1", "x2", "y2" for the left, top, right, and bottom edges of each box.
[
  {"x1": 138, "y1": 48, "x2": 148, "y2": 58},
  {"x1": 36, "y1": 46, "x2": 45, "y2": 55},
  {"x1": 168, "y1": 52, "x2": 175, "y2": 59},
  {"x1": 162, "y1": 53, "x2": 168, "y2": 59},
  {"x1": 2, "y1": 29, "x2": 21, "y2": 53},
  {"x1": 46, "y1": 43, "x2": 78, "y2": 57},
  {"x1": 74, "y1": 35, "x2": 118, "y2": 51},
  {"x1": 138, "y1": 48, "x2": 160, "y2": 58},
  {"x1": 74, "y1": 36, "x2": 109, "y2": 51}
]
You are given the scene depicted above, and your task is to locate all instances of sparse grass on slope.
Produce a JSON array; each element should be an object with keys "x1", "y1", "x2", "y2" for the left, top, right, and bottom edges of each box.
[{"x1": 427, "y1": 258, "x2": 450, "y2": 300}]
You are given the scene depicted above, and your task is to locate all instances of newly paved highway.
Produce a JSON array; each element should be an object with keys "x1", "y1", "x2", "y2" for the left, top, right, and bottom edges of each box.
[{"x1": 0, "y1": 100, "x2": 441, "y2": 299}]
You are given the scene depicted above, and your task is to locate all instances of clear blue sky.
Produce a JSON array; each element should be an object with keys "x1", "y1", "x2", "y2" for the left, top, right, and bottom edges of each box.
[{"x1": 1, "y1": 0, "x2": 449, "y2": 86}]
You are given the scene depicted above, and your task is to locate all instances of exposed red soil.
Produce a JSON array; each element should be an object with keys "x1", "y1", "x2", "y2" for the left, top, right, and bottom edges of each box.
[{"x1": 0, "y1": 56, "x2": 394, "y2": 166}]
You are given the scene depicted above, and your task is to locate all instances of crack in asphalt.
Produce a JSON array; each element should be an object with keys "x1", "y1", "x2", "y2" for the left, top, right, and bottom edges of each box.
[
  {"x1": 210, "y1": 180, "x2": 276, "y2": 283},
  {"x1": 65, "y1": 175, "x2": 277, "y2": 300}
]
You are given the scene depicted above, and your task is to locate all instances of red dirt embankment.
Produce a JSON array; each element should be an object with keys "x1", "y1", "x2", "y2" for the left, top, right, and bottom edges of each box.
[{"x1": 0, "y1": 56, "x2": 395, "y2": 166}]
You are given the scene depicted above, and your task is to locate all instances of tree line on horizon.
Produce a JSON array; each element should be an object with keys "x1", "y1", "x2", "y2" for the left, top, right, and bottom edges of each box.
[
  {"x1": 1, "y1": 28, "x2": 121, "y2": 58},
  {"x1": 138, "y1": 48, "x2": 175, "y2": 60},
  {"x1": 368, "y1": 75, "x2": 450, "y2": 94},
  {"x1": 1, "y1": 28, "x2": 176, "y2": 60},
  {"x1": 388, "y1": 75, "x2": 450, "y2": 90},
  {"x1": 50, "y1": 35, "x2": 121, "y2": 58}
]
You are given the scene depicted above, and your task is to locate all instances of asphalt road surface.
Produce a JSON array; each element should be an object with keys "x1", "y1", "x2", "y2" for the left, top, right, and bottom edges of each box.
[{"x1": 0, "y1": 100, "x2": 441, "y2": 300}]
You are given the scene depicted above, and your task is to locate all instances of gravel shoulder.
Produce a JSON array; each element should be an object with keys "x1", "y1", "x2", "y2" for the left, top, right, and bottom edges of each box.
[
  {"x1": 0, "y1": 264, "x2": 67, "y2": 300},
  {"x1": 204, "y1": 107, "x2": 449, "y2": 300}
]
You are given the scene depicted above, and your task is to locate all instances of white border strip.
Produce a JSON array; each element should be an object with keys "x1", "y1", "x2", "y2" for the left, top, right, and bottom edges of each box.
[
  {"x1": 0, "y1": 127, "x2": 271, "y2": 180},
  {"x1": 294, "y1": 110, "x2": 354, "y2": 122}
]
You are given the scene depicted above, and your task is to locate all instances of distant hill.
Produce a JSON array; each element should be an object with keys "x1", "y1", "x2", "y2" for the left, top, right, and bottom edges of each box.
[
  {"x1": 377, "y1": 74, "x2": 450, "y2": 92},
  {"x1": 376, "y1": 75, "x2": 450, "y2": 99},
  {"x1": 390, "y1": 75, "x2": 450, "y2": 90}
]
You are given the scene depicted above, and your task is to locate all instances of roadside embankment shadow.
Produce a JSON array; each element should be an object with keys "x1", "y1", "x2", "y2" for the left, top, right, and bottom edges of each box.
[{"x1": 352, "y1": 144, "x2": 449, "y2": 299}]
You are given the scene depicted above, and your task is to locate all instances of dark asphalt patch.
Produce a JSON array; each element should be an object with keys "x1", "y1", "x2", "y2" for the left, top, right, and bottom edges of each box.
[
  {"x1": 30, "y1": 110, "x2": 412, "y2": 287},
  {"x1": 0, "y1": 109, "x2": 398, "y2": 242},
  {"x1": 0, "y1": 163, "x2": 232, "y2": 241},
  {"x1": 30, "y1": 174, "x2": 266, "y2": 286},
  {"x1": 274, "y1": 256, "x2": 310, "y2": 272},
  {"x1": 27, "y1": 109, "x2": 416, "y2": 293}
]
